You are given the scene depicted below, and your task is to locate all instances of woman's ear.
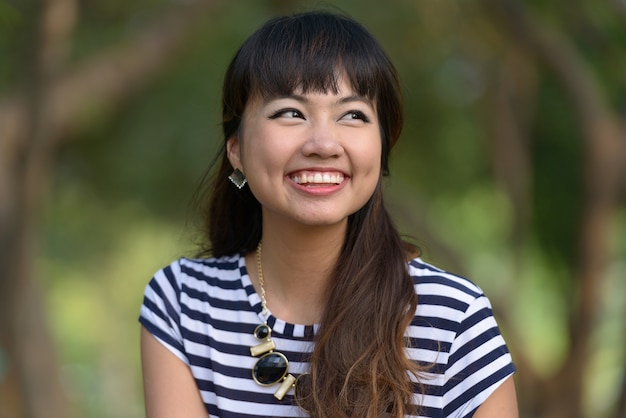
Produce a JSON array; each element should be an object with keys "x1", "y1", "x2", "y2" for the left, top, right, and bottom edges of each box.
[{"x1": 226, "y1": 135, "x2": 242, "y2": 170}]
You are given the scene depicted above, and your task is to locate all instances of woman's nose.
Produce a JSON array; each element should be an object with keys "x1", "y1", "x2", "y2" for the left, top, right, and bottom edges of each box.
[{"x1": 301, "y1": 122, "x2": 344, "y2": 158}]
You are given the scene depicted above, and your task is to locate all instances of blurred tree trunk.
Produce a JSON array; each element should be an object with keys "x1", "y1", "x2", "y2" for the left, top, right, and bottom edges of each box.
[
  {"x1": 488, "y1": 49, "x2": 537, "y2": 277},
  {"x1": 484, "y1": 50, "x2": 540, "y2": 411},
  {"x1": 0, "y1": 1, "x2": 78, "y2": 416},
  {"x1": 480, "y1": 1, "x2": 626, "y2": 417},
  {"x1": 0, "y1": 1, "x2": 219, "y2": 416}
]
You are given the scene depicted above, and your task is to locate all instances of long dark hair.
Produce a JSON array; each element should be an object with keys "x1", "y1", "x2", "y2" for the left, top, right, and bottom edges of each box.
[{"x1": 201, "y1": 11, "x2": 422, "y2": 416}]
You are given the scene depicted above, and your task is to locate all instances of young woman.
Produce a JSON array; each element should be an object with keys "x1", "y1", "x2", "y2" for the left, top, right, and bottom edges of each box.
[{"x1": 139, "y1": 11, "x2": 518, "y2": 418}]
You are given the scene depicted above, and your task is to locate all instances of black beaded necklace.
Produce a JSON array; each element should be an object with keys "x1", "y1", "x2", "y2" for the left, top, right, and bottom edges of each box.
[{"x1": 250, "y1": 241, "x2": 301, "y2": 400}]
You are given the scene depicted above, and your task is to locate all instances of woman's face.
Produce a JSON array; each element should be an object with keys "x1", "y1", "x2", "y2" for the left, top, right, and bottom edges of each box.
[{"x1": 227, "y1": 76, "x2": 382, "y2": 230}]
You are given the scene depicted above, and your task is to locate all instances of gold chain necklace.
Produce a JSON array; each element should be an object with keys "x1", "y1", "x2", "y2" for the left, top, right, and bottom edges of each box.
[
  {"x1": 256, "y1": 241, "x2": 269, "y2": 318},
  {"x1": 250, "y1": 241, "x2": 298, "y2": 400}
]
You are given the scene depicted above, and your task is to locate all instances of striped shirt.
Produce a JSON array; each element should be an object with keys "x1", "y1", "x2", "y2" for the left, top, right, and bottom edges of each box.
[{"x1": 139, "y1": 254, "x2": 515, "y2": 417}]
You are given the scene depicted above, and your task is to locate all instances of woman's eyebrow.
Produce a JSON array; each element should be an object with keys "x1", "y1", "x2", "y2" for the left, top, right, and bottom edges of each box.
[
  {"x1": 337, "y1": 95, "x2": 372, "y2": 106},
  {"x1": 265, "y1": 94, "x2": 372, "y2": 106},
  {"x1": 264, "y1": 94, "x2": 310, "y2": 105}
]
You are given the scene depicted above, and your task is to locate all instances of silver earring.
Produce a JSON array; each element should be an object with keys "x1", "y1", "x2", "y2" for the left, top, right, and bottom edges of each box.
[{"x1": 228, "y1": 168, "x2": 247, "y2": 189}]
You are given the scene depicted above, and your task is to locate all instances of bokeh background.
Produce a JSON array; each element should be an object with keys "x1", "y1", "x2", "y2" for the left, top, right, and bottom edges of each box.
[{"x1": 1, "y1": 0, "x2": 625, "y2": 417}]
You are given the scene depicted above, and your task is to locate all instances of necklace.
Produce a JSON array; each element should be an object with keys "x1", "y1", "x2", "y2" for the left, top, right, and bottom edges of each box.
[{"x1": 250, "y1": 241, "x2": 298, "y2": 400}]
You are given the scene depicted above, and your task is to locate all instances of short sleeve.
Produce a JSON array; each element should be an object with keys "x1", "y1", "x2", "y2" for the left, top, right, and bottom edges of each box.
[
  {"x1": 442, "y1": 294, "x2": 516, "y2": 417},
  {"x1": 139, "y1": 260, "x2": 189, "y2": 364}
]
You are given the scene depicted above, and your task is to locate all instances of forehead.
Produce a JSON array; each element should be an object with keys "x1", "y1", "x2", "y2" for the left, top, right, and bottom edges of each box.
[
  {"x1": 250, "y1": 65, "x2": 373, "y2": 98},
  {"x1": 290, "y1": 76, "x2": 356, "y2": 97},
  {"x1": 250, "y1": 75, "x2": 375, "y2": 108}
]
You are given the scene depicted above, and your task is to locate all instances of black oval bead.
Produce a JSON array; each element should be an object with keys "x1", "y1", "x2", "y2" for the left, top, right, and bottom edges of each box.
[
  {"x1": 253, "y1": 352, "x2": 288, "y2": 385},
  {"x1": 254, "y1": 324, "x2": 271, "y2": 340}
]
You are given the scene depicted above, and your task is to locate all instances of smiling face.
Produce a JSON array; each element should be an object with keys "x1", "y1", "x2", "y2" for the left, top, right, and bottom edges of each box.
[{"x1": 226, "y1": 76, "x2": 382, "y2": 230}]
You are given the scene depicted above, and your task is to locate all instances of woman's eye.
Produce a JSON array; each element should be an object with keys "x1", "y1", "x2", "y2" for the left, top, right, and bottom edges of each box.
[
  {"x1": 342, "y1": 111, "x2": 370, "y2": 123},
  {"x1": 269, "y1": 109, "x2": 304, "y2": 119}
]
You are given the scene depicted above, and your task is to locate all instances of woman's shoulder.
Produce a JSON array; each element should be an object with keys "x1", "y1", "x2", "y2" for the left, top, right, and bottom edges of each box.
[
  {"x1": 179, "y1": 252, "x2": 244, "y2": 271},
  {"x1": 150, "y1": 253, "x2": 247, "y2": 291},
  {"x1": 408, "y1": 257, "x2": 484, "y2": 302},
  {"x1": 406, "y1": 257, "x2": 507, "y2": 354}
]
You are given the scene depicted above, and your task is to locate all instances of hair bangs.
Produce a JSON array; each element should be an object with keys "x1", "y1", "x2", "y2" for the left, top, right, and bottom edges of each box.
[{"x1": 245, "y1": 13, "x2": 383, "y2": 101}]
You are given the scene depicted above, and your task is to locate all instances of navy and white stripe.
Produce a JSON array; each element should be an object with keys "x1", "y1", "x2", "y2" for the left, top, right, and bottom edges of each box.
[{"x1": 139, "y1": 254, "x2": 515, "y2": 417}]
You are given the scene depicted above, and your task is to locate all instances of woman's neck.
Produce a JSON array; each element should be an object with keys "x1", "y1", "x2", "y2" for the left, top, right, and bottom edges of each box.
[{"x1": 246, "y1": 220, "x2": 346, "y2": 325}]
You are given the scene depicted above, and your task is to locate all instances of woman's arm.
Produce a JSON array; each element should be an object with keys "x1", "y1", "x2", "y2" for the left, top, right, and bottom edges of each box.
[
  {"x1": 472, "y1": 376, "x2": 519, "y2": 418},
  {"x1": 141, "y1": 326, "x2": 208, "y2": 418}
]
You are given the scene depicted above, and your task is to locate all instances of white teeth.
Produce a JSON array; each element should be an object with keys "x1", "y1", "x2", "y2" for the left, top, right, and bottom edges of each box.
[{"x1": 291, "y1": 172, "x2": 344, "y2": 185}]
